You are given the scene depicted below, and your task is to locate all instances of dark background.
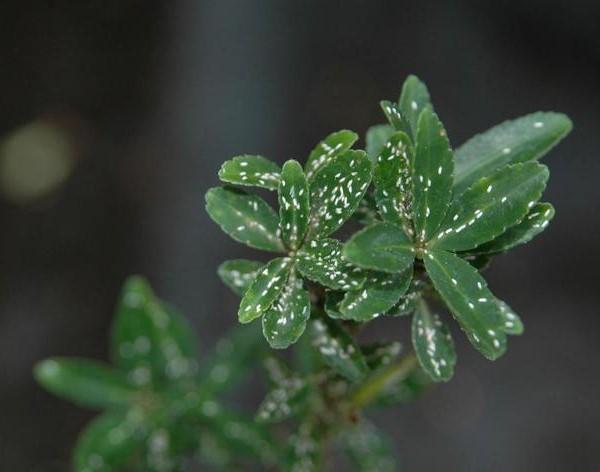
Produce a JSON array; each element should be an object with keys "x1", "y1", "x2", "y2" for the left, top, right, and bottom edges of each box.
[{"x1": 1, "y1": 1, "x2": 598, "y2": 470}]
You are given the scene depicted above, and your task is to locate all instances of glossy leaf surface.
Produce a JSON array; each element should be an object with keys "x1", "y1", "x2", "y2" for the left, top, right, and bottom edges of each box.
[
  {"x1": 433, "y1": 162, "x2": 549, "y2": 251},
  {"x1": 412, "y1": 108, "x2": 454, "y2": 242},
  {"x1": 365, "y1": 124, "x2": 394, "y2": 162},
  {"x1": 398, "y1": 75, "x2": 432, "y2": 139},
  {"x1": 424, "y1": 249, "x2": 507, "y2": 360},
  {"x1": 307, "y1": 150, "x2": 371, "y2": 239},
  {"x1": 454, "y1": 112, "x2": 572, "y2": 195},
  {"x1": 343, "y1": 222, "x2": 415, "y2": 273},
  {"x1": 205, "y1": 187, "x2": 283, "y2": 252},
  {"x1": 218, "y1": 155, "x2": 281, "y2": 190},
  {"x1": 305, "y1": 130, "x2": 358, "y2": 181},
  {"x1": 238, "y1": 258, "x2": 291, "y2": 324},
  {"x1": 279, "y1": 160, "x2": 309, "y2": 250}
]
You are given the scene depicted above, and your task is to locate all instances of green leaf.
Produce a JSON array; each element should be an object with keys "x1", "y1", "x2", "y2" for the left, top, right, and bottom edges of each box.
[
  {"x1": 238, "y1": 258, "x2": 292, "y2": 324},
  {"x1": 340, "y1": 421, "x2": 397, "y2": 472},
  {"x1": 297, "y1": 238, "x2": 365, "y2": 290},
  {"x1": 412, "y1": 107, "x2": 454, "y2": 242},
  {"x1": 386, "y1": 279, "x2": 426, "y2": 317},
  {"x1": 144, "y1": 429, "x2": 182, "y2": 472},
  {"x1": 307, "y1": 149, "x2": 372, "y2": 239},
  {"x1": 373, "y1": 131, "x2": 414, "y2": 229},
  {"x1": 380, "y1": 100, "x2": 410, "y2": 136},
  {"x1": 34, "y1": 358, "x2": 136, "y2": 409},
  {"x1": 343, "y1": 222, "x2": 415, "y2": 273},
  {"x1": 453, "y1": 112, "x2": 572, "y2": 196},
  {"x1": 323, "y1": 290, "x2": 345, "y2": 319},
  {"x1": 423, "y1": 249, "x2": 506, "y2": 360},
  {"x1": 111, "y1": 277, "x2": 199, "y2": 387},
  {"x1": 205, "y1": 187, "x2": 284, "y2": 252},
  {"x1": 469, "y1": 202, "x2": 555, "y2": 255},
  {"x1": 305, "y1": 130, "x2": 358, "y2": 181},
  {"x1": 361, "y1": 342, "x2": 402, "y2": 370},
  {"x1": 432, "y1": 162, "x2": 549, "y2": 252},
  {"x1": 288, "y1": 420, "x2": 323, "y2": 472},
  {"x1": 217, "y1": 259, "x2": 264, "y2": 296},
  {"x1": 73, "y1": 411, "x2": 144, "y2": 472},
  {"x1": 256, "y1": 360, "x2": 309, "y2": 423},
  {"x1": 398, "y1": 75, "x2": 432, "y2": 139},
  {"x1": 338, "y1": 269, "x2": 413, "y2": 321},
  {"x1": 279, "y1": 160, "x2": 310, "y2": 250},
  {"x1": 497, "y1": 300, "x2": 524, "y2": 335},
  {"x1": 311, "y1": 318, "x2": 369, "y2": 383},
  {"x1": 197, "y1": 324, "x2": 266, "y2": 397},
  {"x1": 365, "y1": 124, "x2": 395, "y2": 162},
  {"x1": 353, "y1": 192, "x2": 380, "y2": 226},
  {"x1": 262, "y1": 270, "x2": 311, "y2": 349},
  {"x1": 218, "y1": 155, "x2": 281, "y2": 190},
  {"x1": 412, "y1": 299, "x2": 456, "y2": 382}
]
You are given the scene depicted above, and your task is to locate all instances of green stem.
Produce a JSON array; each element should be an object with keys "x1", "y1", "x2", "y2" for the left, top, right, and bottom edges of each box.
[{"x1": 349, "y1": 352, "x2": 418, "y2": 410}]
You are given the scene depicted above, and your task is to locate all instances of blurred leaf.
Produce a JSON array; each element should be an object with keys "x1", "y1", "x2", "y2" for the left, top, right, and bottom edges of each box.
[
  {"x1": 469, "y1": 202, "x2": 555, "y2": 255},
  {"x1": 453, "y1": 112, "x2": 572, "y2": 195},
  {"x1": 279, "y1": 160, "x2": 310, "y2": 250},
  {"x1": 111, "y1": 277, "x2": 198, "y2": 387},
  {"x1": 205, "y1": 187, "x2": 284, "y2": 252},
  {"x1": 365, "y1": 124, "x2": 395, "y2": 162},
  {"x1": 398, "y1": 75, "x2": 432, "y2": 139},
  {"x1": 338, "y1": 269, "x2": 412, "y2": 321},
  {"x1": 144, "y1": 428, "x2": 183, "y2": 472},
  {"x1": 340, "y1": 421, "x2": 397, "y2": 472},
  {"x1": 73, "y1": 411, "x2": 145, "y2": 472},
  {"x1": 197, "y1": 324, "x2": 266, "y2": 397},
  {"x1": 343, "y1": 222, "x2": 415, "y2": 273},
  {"x1": 311, "y1": 318, "x2": 369, "y2": 383},
  {"x1": 217, "y1": 259, "x2": 264, "y2": 296},
  {"x1": 218, "y1": 155, "x2": 281, "y2": 190},
  {"x1": 288, "y1": 420, "x2": 324, "y2": 472},
  {"x1": 256, "y1": 374, "x2": 309, "y2": 423},
  {"x1": 424, "y1": 249, "x2": 507, "y2": 360},
  {"x1": 297, "y1": 238, "x2": 365, "y2": 290},
  {"x1": 412, "y1": 107, "x2": 454, "y2": 242},
  {"x1": 307, "y1": 150, "x2": 372, "y2": 239},
  {"x1": 262, "y1": 269, "x2": 311, "y2": 349},
  {"x1": 433, "y1": 162, "x2": 549, "y2": 252},
  {"x1": 353, "y1": 192, "x2": 380, "y2": 225},
  {"x1": 361, "y1": 342, "x2": 402, "y2": 371},
  {"x1": 305, "y1": 130, "x2": 358, "y2": 181},
  {"x1": 373, "y1": 131, "x2": 414, "y2": 229},
  {"x1": 238, "y1": 258, "x2": 292, "y2": 324},
  {"x1": 34, "y1": 358, "x2": 136, "y2": 409},
  {"x1": 412, "y1": 300, "x2": 456, "y2": 382}
]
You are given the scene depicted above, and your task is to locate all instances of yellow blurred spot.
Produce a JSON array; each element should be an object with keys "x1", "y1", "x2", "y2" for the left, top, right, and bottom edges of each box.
[{"x1": 0, "y1": 120, "x2": 76, "y2": 203}]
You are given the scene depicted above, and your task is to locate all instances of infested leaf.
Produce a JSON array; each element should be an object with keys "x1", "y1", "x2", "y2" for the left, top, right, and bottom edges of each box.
[
  {"x1": 373, "y1": 131, "x2": 414, "y2": 229},
  {"x1": 205, "y1": 187, "x2": 284, "y2": 252},
  {"x1": 469, "y1": 202, "x2": 555, "y2": 255},
  {"x1": 343, "y1": 222, "x2": 415, "y2": 273},
  {"x1": 412, "y1": 107, "x2": 454, "y2": 242},
  {"x1": 111, "y1": 277, "x2": 198, "y2": 387},
  {"x1": 412, "y1": 299, "x2": 456, "y2": 382},
  {"x1": 398, "y1": 75, "x2": 433, "y2": 139},
  {"x1": 297, "y1": 238, "x2": 365, "y2": 290},
  {"x1": 340, "y1": 421, "x2": 397, "y2": 472},
  {"x1": 262, "y1": 270, "x2": 311, "y2": 349},
  {"x1": 288, "y1": 420, "x2": 324, "y2": 472},
  {"x1": 361, "y1": 342, "x2": 402, "y2": 370},
  {"x1": 380, "y1": 100, "x2": 411, "y2": 136},
  {"x1": 433, "y1": 162, "x2": 549, "y2": 252},
  {"x1": 453, "y1": 112, "x2": 572, "y2": 196},
  {"x1": 305, "y1": 130, "x2": 358, "y2": 181},
  {"x1": 353, "y1": 192, "x2": 380, "y2": 226},
  {"x1": 218, "y1": 155, "x2": 281, "y2": 190},
  {"x1": 338, "y1": 269, "x2": 413, "y2": 321},
  {"x1": 497, "y1": 300, "x2": 524, "y2": 335},
  {"x1": 386, "y1": 279, "x2": 426, "y2": 317},
  {"x1": 423, "y1": 249, "x2": 507, "y2": 360},
  {"x1": 34, "y1": 358, "x2": 136, "y2": 409},
  {"x1": 311, "y1": 318, "x2": 369, "y2": 383},
  {"x1": 279, "y1": 160, "x2": 310, "y2": 250},
  {"x1": 307, "y1": 150, "x2": 372, "y2": 239},
  {"x1": 73, "y1": 411, "x2": 144, "y2": 472},
  {"x1": 238, "y1": 258, "x2": 292, "y2": 324},
  {"x1": 218, "y1": 259, "x2": 264, "y2": 296},
  {"x1": 365, "y1": 124, "x2": 395, "y2": 162}
]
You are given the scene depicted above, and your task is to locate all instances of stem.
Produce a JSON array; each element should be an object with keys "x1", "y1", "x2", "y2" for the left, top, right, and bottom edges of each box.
[{"x1": 349, "y1": 352, "x2": 418, "y2": 410}]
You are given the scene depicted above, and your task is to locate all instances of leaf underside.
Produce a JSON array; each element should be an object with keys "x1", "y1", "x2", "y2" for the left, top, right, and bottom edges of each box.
[{"x1": 218, "y1": 155, "x2": 281, "y2": 190}]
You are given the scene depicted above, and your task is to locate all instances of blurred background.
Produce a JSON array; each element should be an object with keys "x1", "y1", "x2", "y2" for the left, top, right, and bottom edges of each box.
[{"x1": 1, "y1": 0, "x2": 598, "y2": 470}]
